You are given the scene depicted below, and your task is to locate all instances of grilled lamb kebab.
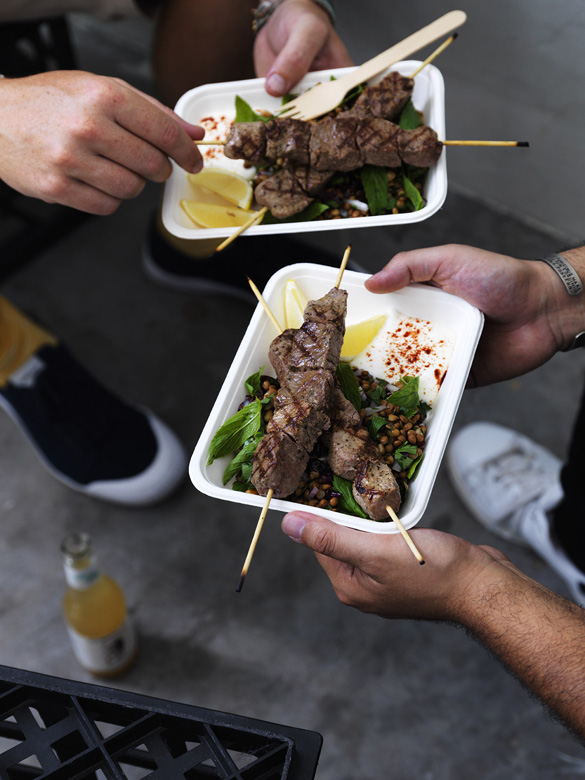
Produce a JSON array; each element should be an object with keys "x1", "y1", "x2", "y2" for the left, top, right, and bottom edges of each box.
[
  {"x1": 225, "y1": 118, "x2": 440, "y2": 219},
  {"x1": 251, "y1": 287, "x2": 347, "y2": 498},
  {"x1": 225, "y1": 116, "x2": 442, "y2": 172}
]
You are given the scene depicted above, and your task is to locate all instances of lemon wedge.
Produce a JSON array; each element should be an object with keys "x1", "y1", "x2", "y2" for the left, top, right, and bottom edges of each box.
[
  {"x1": 181, "y1": 200, "x2": 256, "y2": 229},
  {"x1": 284, "y1": 280, "x2": 308, "y2": 329},
  {"x1": 341, "y1": 315, "x2": 387, "y2": 360},
  {"x1": 187, "y1": 168, "x2": 253, "y2": 210}
]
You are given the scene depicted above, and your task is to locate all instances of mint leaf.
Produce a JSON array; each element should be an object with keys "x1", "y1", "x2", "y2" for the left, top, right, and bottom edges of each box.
[
  {"x1": 262, "y1": 201, "x2": 329, "y2": 224},
  {"x1": 394, "y1": 443, "x2": 418, "y2": 470},
  {"x1": 360, "y1": 165, "x2": 391, "y2": 216},
  {"x1": 403, "y1": 173, "x2": 425, "y2": 211},
  {"x1": 368, "y1": 415, "x2": 387, "y2": 439},
  {"x1": 388, "y1": 376, "x2": 422, "y2": 418},
  {"x1": 245, "y1": 366, "x2": 265, "y2": 397},
  {"x1": 406, "y1": 454, "x2": 423, "y2": 480},
  {"x1": 366, "y1": 384, "x2": 386, "y2": 406},
  {"x1": 235, "y1": 95, "x2": 271, "y2": 123},
  {"x1": 222, "y1": 432, "x2": 263, "y2": 485},
  {"x1": 332, "y1": 475, "x2": 369, "y2": 518},
  {"x1": 207, "y1": 401, "x2": 264, "y2": 465},
  {"x1": 399, "y1": 99, "x2": 423, "y2": 130},
  {"x1": 336, "y1": 363, "x2": 362, "y2": 412}
]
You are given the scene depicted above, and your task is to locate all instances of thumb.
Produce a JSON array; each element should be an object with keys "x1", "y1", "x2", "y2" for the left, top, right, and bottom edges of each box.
[
  {"x1": 265, "y1": 20, "x2": 328, "y2": 95},
  {"x1": 282, "y1": 511, "x2": 365, "y2": 565}
]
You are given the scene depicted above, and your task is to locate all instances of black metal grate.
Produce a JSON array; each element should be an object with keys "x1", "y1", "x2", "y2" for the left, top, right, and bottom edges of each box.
[{"x1": 0, "y1": 666, "x2": 322, "y2": 780}]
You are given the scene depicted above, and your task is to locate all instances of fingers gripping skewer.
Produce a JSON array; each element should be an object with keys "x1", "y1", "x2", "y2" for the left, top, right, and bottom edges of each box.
[
  {"x1": 236, "y1": 247, "x2": 351, "y2": 592},
  {"x1": 386, "y1": 505, "x2": 425, "y2": 565}
]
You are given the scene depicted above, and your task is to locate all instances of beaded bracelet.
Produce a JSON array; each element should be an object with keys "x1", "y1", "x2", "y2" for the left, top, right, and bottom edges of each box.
[{"x1": 253, "y1": 0, "x2": 336, "y2": 35}]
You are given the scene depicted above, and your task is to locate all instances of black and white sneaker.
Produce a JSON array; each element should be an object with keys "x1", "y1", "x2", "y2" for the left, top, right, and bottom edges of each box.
[
  {"x1": 143, "y1": 214, "x2": 365, "y2": 301},
  {"x1": 0, "y1": 343, "x2": 186, "y2": 506}
]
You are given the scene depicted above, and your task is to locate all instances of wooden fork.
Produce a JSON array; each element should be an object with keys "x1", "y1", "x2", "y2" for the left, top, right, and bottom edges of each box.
[{"x1": 278, "y1": 10, "x2": 467, "y2": 121}]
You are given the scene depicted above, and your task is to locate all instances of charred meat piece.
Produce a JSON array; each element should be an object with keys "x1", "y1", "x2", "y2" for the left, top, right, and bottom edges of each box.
[
  {"x1": 252, "y1": 288, "x2": 347, "y2": 498},
  {"x1": 252, "y1": 431, "x2": 308, "y2": 498},
  {"x1": 353, "y1": 458, "x2": 401, "y2": 520},
  {"x1": 265, "y1": 118, "x2": 312, "y2": 164},
  {"x1": 356, "y1": 117, "x2": 401, "y2": 168},
  {"x1": 286, "y1": 321, "x2": 344, "y2": 373},
  {"x1": 304, "y1": 287, "x2": 348, "y2": 326},
  {"x1": 328, "y1": 426, "x2": 380, "y2": 481},
  {"x1": 267, "y1": 401, "x2": 330, "y2": 454},
  {"x1": 255, "y1": 162, "x2": 334, "y2": 220},
  {"x1": 310, "y1": 116, "x2": 363, "y2": 172},
  {"x1": 293, "y1": 164, "x2": 335, "y2": 196},
  {"x1": 268, "y1": 289, "x2": 347, "y2": 379},
  {"x1": 224, "y1": 121, "x2": 268, "y2": 166},
  {"x1": 254, "y1": 165, "x2": 313, "y2": 219},
  {"x1": 347, "y1": 71, "x2": 415, "y2": 121},
  {"x1": 397, "y1": 126, "x2": 443, "y2": 167},
  {"x1": 275, "y1": 368, "x2": 335, "y2": 410}
]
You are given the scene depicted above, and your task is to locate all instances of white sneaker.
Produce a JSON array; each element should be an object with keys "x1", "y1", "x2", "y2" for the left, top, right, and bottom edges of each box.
[{"x1": 447, "y1": 421, "x2": 585, "y2": 603}]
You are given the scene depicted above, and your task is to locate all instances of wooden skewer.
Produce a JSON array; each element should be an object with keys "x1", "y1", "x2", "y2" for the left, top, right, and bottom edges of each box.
[
  {"x1": 386, "y1": 505, "x2": 425, "y2": 565},
  {"x1": 410, "y1": 33, "x2": 458, "y2": 78},
  {"x1": 236, "y1": 489, "x2": 273, "y2": 592},
  {"x1": 248, "y1": 276, "x2": 282, "y2": 333},
  {"x1": 195, "y1": 139, "x2": 227, "y2": 145},
  {"x1": 215, "y1": 206, "x2": 268, "y2": 253},
  {"x1": 197, "y1": 137, "x2": 528, "y2": 151},
  {"x1": 441, "y1": 140, "x2": 529, "y2": 147},
  {"x1": 335, "y1": 245, "x2": 351, "y2": 289}
]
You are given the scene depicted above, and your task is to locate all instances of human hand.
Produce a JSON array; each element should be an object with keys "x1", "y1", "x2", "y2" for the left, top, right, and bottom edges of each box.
[
  {"x1": 281, "y1": 510, "x2": 515, "y2": 622},
  {"x1": 0, "y1": 71, "x2": 205, "y2": 215},
  {"x1": 254, "y1": 0, "x2": 353, "y2": 97},
  {"x1": 366, "y1": 244, "x2": 583, "y2": 386}
]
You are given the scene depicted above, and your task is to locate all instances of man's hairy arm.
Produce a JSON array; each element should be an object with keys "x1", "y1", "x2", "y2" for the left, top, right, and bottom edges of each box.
[
  {"x1": 460, "y1": 568, "x2": 585, "y2": 737},
  {"x1": 281, "y1": 511, "x2": 585, "y2": 739}
]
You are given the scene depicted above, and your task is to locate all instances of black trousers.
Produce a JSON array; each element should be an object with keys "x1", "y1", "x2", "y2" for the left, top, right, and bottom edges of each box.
[{"x1": 553, "y1": 383, "x2": 585, "y2": 571}]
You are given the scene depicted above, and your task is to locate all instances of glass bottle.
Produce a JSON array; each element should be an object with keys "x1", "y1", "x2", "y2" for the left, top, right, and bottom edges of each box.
[{"x1": 61, "y1": 532, "x2": 137, "y2": 677}]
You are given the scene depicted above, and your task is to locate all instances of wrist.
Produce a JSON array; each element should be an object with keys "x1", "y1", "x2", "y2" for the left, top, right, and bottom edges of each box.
[
  {"x1": 252, "y1": 0, "x2": 336, "y2": 35},
  {"x1": 535, "y1": 245, "x2": 585, "y2": 351}
]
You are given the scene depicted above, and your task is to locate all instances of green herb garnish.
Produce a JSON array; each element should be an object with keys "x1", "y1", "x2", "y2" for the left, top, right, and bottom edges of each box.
[
  {"x1": 222, "y1": 432, "x2": 263, "y2": 485},
  {"x1": 235, "y1": 95, "x2": 271, "y2": 123},
  {"x1": 360, "y1": 165, "x2": 393, "y2": 216},
  {"x1": 403, "y1": 174, "x2": 425, "y2": 212},
  {"x1": 207, "y1": 399, "x2": 269, "y2": 465},
  {"x1": 336, "y1": 363, "x2": 362, "y2": 412},
  {"x1": 245, "y1": 366, "x2": 265, "y2": 397},
  {"x1": 394, "y1": 443, "x2": 419, "y2": 471},
  {"x1": 368, "y1": 415, "x2": 387, "y2": 439},
  {"x1": 388, "y1": 376, "x2": 421, "y2": 418},
  {"x1": 399, "y1": 99, "x2": 423, "y2": 130},
  {"x1": 333, "y1": 475, "x2": 369, "y2": 519}
]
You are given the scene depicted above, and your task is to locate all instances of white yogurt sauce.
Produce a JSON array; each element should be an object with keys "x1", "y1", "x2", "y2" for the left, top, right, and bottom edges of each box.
[{"x1": 353, "y1": 310, "x2": 456, "y2": 403}]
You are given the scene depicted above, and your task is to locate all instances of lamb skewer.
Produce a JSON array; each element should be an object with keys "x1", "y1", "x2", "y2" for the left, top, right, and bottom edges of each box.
[{"x1": 237, "y1": 249, "x2": 351, "y2": 592}]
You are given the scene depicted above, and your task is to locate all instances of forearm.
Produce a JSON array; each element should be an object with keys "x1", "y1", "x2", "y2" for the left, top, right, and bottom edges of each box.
[{"x1": 460, "y1": 564, "x2": 585, "y2": 738}]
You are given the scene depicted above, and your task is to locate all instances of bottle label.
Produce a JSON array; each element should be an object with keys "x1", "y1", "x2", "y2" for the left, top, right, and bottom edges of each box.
[
  {"x1": 67, "y1": 619, "x2": 136, "y2": 674},
  {"x1": 64, "y1": 558, "x2": 100, "y2": 590}
]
